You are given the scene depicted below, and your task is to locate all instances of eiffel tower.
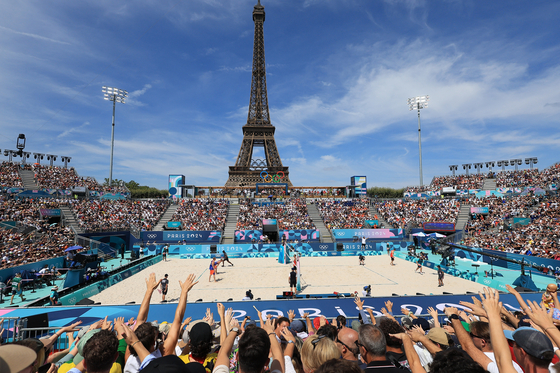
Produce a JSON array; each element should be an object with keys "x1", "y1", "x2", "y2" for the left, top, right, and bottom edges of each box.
[{"x1": 225, "y1": 0, "x2": 292, "y2": 187}]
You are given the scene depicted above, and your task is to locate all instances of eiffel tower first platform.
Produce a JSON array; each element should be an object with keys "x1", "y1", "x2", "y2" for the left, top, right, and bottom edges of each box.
[{"x1": 225, "y1": 1, "x2": 292, "y2": 188}]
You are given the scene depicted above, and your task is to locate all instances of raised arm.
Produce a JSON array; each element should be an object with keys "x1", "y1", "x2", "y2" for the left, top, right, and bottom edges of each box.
[
  {"x1": 391, "y1": 332, "x2": 427, "y2": 373},
  {"x1": 163, "y1": 273, "x2": 198, "y2": 356},
  {"x1": 479, "y1": 287, "x2": 517, "y2": 373},
  {"x1": 136, "y1": 273, "x2": 161, "y2": 328},
  {"x1": 444, "y1": 306, "x2": 492, "y2": 369}
]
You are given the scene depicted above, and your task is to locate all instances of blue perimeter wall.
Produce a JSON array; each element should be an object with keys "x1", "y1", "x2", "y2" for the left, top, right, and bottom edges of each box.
[
  {"x1": 135, "y1": 241, "x2": 411, "y2": 259},
  {"x1": 1, "y1": 292, "x2": 542, "y2": 329}
]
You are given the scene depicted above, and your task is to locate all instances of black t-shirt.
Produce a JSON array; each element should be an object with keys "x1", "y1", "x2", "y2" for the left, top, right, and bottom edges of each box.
[
  {"x1": 161, "y1": 278, "x2": 169, "y2": 290},
  {"x1": 290, "y1": 272, "x2": 297, "y2": 282}
]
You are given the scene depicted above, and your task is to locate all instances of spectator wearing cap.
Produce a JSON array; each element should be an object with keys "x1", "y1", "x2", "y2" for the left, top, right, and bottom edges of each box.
[
  {"x1": 179, "y1": 321, "x2": 218, "y2": 371},
  {"x1": 512, "y1": 328, "x2": 555, "y2": 373},
  {"x1": 445, "y1": 308, "x2": 524, "y2": 373},
  {"x1": 357, "y1": 324, "x2": 406, "y2": 372},
  {"x1": 290, "y1": 319, "x2": 308, "y2": 340},
  {"x1": 0, "y1": 344, "x2": 37, "y2": 373},
  {"x1": 336, "y1": 327, "x2": 365, "y2": 370},
  {"x1": 49, "y1": 286, "x2": 60, "y2": 306}
]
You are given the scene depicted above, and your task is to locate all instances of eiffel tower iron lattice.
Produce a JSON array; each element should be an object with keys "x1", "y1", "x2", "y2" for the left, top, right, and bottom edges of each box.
[{"x1": 225, "y1": 1, "x2": 292, "y2": 188}]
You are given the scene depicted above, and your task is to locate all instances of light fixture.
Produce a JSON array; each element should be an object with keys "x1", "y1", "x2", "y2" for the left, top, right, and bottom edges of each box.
[{"x1": 407, "y1": 95, "x2": 429, "y2": 186}]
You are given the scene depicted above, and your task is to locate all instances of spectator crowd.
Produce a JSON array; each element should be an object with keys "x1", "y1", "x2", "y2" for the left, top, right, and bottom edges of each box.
[
  {"x1": 237, "y1": 199, "x2": 315, "y2": 230},
  {"x1": 2, "y1": 274, "x2": 560, "y2": 373},
  {"x1": 170, "y1": 199, "x2": 229, "y2": 231},
  {"x1": 71, "y1": 199, "x2": 170, "y2": 232}
]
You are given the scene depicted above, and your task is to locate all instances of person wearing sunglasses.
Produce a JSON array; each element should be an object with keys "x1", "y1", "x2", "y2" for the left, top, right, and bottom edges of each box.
[{"x1": 336, "y1": 327, "x2": 365, "y2": 370}]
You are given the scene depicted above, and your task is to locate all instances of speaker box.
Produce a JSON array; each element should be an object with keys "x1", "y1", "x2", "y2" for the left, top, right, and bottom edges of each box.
[
  {"x1": 336, "y1": 243, "x2": 344, "y2": 251},
  {"x1": 22, "y1": 313, "x2": 49, "y2": 339},
  {"x1": 210, "y1": 245, "x2": 217, "y2": 254}
]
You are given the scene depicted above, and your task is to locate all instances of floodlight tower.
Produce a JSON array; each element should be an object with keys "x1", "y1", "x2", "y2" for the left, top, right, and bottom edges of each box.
[
  {"x1": 473, "y1": 162, "x2": 483, "y2": 174},
  {"x1": 497, "y1": 160, "x2": 509, "y2": 172},
  {"x1": 485, "y1": 161, "x2": 495, "y2": 173},
  {"x1": 407, "y1": 95, "x2": 429, "y2": 186},
  {"x1": 102, "y1": 86, "x2": 128, "y2": 187},
  {"x1": 46, "y1": 154, "x2": 57, "y2": 167},
  {"x1": 449, "y1": 165, "x2": 458, "y2": 176},
  {"x1": 462, "y1": 163, "x2": 471, "y2": 176},
  {"x1": 510, "y1": 158, "x2": 522, "y2": 171},
  {"x1": 525, "y1": 157, "x2": 538, "y2": 169}
]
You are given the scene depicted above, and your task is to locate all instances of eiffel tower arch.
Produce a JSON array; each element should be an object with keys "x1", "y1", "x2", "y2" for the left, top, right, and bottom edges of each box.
[{"x1": 225, "y1": 1, "x2": 292, "y2": 188}]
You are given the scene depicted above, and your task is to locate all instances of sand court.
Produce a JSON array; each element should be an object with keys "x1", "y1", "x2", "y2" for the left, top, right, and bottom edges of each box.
[{"x1": 90, "y1": 255, "x2": 487, "y2": 305}]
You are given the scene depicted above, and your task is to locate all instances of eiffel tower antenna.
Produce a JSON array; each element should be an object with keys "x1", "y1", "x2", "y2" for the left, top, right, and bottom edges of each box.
[{"x1": 225, "y1": 1, "x2": 292, "y2": 188}]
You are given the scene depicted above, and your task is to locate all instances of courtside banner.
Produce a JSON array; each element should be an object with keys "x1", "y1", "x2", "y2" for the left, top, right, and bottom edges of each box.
[
  {"x1": 4, "y1": 293, "x2": 541, "y2": 329},
  {"x1": 470, "y1": 207, "x2": 489, "y2": 214},
  {"x1": 333, "y1": 229, "x2": 404, "y2": 240},
  {"x1": 163, "y1": 231, "x2": 221, "y2": 242}
]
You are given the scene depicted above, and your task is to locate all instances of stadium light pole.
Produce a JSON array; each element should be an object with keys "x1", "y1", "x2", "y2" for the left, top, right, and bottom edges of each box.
[
  {"x1": 407, "y1": 95, "x2": 429, "y2": 186},
  {"x1": 462, "y1": 163, "x2": 471, "y2": 176},
  {"x1": 449, "y1": 165, "x2": 458, "y2": 176},
  {"x1": 510, "y1": 158, "x2": 522, "y2": 171},
  {"x1": 473, "y1": 162, "x2": 483, "y2": 174},
  {"x1": 485, "y1": 161, "x2": 495, "y2": 173},
  {"x1": 102, "y1": 86, "x2": 128, "y2": 187},
  {"x1": 497, "y1": 160, "x2": 509, "y2": 172},
  {"x1": 525, "y1": 157, "x2": 538, "y2": 169}
]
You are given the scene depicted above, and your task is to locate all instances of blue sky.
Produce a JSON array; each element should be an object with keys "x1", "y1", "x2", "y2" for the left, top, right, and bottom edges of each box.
[{"x1": 1, "y1": 0, "x2": 559, "y2": 190}]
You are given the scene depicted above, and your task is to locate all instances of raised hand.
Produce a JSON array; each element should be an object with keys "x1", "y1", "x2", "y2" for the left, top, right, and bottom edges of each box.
[
  {"x1": 281, "y1": 327, "x2": 295, "y2": 342},
  {"x1": 354, "y1": 296, "x2": 364, "y2": 310},
  {"x1": 59, "y1": 320, "x2": 82, "y2": 334},
  {"x1": 459, "y1": 300, "x2": 486, "y2": 317},
  {"x1": 145, "y1": 273, "x2": 160, "y2": 291},
  {"x1": 444, "y1": 306, "x2": 459, "y2": 317},
  {"x1": 179, "y1": 274, "x2": 198, "y2": 294},
  {"x1": 288, "y1": 310, "x2": 296, "y2": 321},
  {"x1": 384, "y1": 300, "x2": 393, "y2": 312}
]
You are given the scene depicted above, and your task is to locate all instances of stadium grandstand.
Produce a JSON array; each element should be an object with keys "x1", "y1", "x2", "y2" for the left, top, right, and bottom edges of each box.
[{"x1": 2, "y1": 158, "x2": 560, "y2": 373}]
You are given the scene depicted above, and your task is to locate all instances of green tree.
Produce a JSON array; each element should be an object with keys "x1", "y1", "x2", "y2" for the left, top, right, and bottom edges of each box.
[{"x1": 367, "y1": 186, "x2": 405, "y2": 199}]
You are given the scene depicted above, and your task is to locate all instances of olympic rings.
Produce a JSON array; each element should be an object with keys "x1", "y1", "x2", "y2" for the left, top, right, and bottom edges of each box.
[{"x1": 260, "y1": 171, "x2": 285, "y2": 183}]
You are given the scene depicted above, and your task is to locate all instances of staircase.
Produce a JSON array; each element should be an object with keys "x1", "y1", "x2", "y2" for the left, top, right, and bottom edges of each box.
[
  {"x1": 455, "y1": 204, "x2": 471, "y2": 231},
  {"x1": 307, "y1": 203, "x2": 333, "y2": 243},
  {"x1": 482, "y1": 178, "x2": 497, "y2": 191},
  {"x1": 153, "y1": 204, "x2": 180, "y2": 231},
  {"x1": 60, "y1": 205, "x2": 85, "y2": 234},
  {"x1": 19, "y1": 169, "x2": 39, "y2": 190},
  {"x1": 222, "y1": 203, "x2": 239, "y2": 244},
  {"x1": 369, "y1": 205, "x2": 391, "y2": 228}
]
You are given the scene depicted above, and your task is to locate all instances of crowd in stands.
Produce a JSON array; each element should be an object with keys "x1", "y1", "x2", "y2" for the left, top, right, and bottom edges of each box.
[
  {"x1": 0, "y1": 162, "x2": 24, "y2": 188},
  {"x1": 464, "y1": 195, "x2": 542, "y2": 236},
  {"x1": 170, "y1": 199, "x2": 228, "y2": 231},
  {"x1": 496, "y1": 165, "x2": 560, "y2": 189},
  {"x1": 431, "y1": 174, "x2": 485, "y2": 190},
  {"x1": 315, "y1": 199, "x2": 372, "y2": 230},
  {"x1": 0, "y1": 197, "x2": 75, "y2": 269},
  {"x1": 3, "y1": 276, "x2": 560, "y2": 373},
  {"x1": 70, "y1": 199, "x2": 169, "y2": 232},
  {"x1": 462, "y1": 195, "x2": 560, "y2": 258},
  {"x1": 375, "y1": 199, "x2": 461, "y2": 229},
  {"x1": 405, "y1": 174, "x2": 485, "y2": 193},
  {"x1": 32, "y1": 164, "x2": 129, "y2": 193},
  {"x1": 237, "y1": 199, "x2": 315, "y2": 230}
]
